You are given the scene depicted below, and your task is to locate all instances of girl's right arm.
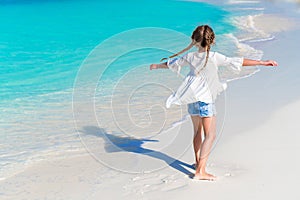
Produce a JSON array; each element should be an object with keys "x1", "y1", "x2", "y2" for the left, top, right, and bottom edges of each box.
[
  {"x1": 150, "y1": 62, "x2": 168, "y2": 70},
  {"x1": 243, "y1": 59, "x2": 278, "y2": 67}
]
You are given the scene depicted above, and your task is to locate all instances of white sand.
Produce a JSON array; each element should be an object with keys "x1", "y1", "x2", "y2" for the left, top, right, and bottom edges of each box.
[
  {"x1": 1, "y1": 4, "x2": 300, "y2": 200},
  {"x1": 1, "y1": 94, "x2": 300, "y2": 199}
]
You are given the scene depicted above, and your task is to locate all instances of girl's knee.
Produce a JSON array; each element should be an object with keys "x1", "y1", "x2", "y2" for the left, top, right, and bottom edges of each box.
[{"x1": 206, "y1": 132, "x2": 216, "y2": 141}]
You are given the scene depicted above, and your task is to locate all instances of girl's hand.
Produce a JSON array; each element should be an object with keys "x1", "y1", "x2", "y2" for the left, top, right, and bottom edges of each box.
[
  {"x1": 150, "y1": 64, "x2": 158, "y2": 70},
  {"x1": 150, "y1": 62, "x2": 168, "y2": 70},
  {"x1": 261, "y1": 60, "x2": 278, "y2": 66}
]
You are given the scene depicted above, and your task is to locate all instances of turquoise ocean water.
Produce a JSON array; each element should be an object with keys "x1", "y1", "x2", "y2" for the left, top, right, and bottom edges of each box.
[{"x1": 0, "y1": 0, "x2": 268, "y2": 179}]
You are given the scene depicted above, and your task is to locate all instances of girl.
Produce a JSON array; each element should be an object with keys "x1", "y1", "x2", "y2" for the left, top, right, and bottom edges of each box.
[{"x1": 150, "y1": 25, "x2": 277, "y2": 181}]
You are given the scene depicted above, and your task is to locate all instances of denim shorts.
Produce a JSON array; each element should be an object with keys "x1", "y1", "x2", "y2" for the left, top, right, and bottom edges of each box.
[{"x1": 188, "y1": 101, "x2": 216, "y2": 117}]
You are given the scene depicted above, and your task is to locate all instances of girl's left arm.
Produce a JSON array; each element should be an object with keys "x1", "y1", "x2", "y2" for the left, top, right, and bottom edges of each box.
[{"x1": 243, "y1": 58, "x2": 278, "y2": 67}]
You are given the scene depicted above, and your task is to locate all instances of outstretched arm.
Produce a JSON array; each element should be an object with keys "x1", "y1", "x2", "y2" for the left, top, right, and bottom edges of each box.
[
  {"x1": 150, "y1": 62, "x2": 168, "y2": 70},
  {"x1": 243, "y1": 59, "x2": 278, "y2": 67}
]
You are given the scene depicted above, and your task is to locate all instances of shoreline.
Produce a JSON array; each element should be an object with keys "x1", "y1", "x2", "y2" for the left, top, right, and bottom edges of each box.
[{"x1": 2, "y1": 79, "x2": 300, "y2": 199}]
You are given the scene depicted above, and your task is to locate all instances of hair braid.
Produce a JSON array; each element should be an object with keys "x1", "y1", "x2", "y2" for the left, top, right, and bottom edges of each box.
[
  {"x1": 160, "y1": 41, "x2": 195, "y2": 62},
  {"x1": 202, "y1": 26, "x2": 214, "y2": 68}
]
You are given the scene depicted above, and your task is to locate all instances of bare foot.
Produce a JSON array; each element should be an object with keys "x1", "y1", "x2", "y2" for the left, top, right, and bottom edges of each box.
[{"x1": 193, "y1": 172, "x2": 217, "y2": 181}]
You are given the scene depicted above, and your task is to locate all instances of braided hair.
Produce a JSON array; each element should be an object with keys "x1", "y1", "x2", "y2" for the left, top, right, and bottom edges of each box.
[{"x1": 161, "y1": 25, "x2": 215, "y2": 73}]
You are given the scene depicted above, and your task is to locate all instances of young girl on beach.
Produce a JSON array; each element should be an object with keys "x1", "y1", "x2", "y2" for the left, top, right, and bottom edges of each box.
[{"x1": 150, "y1": 25, "x2": 277, "y2": 181}]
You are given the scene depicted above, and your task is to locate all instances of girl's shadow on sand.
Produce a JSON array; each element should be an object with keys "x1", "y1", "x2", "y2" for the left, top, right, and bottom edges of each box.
[{"x1": 80, "y1": 126, "x2": 194, "y2": 175}]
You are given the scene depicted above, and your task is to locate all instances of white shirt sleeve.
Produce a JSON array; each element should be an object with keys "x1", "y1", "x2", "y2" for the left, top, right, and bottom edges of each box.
[
  {"x1": 167, "y1": 54, "x2": 189, "y2": 75},
  {"x1": 214, "y1": 52, "x2": 244, "y2": 72}
]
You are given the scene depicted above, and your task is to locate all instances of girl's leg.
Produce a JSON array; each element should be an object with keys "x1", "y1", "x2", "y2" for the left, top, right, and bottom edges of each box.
[
  {"x1": 194, "y1": 116, "x2": 216, "y2": 181},
  {"x1": 191, "y1": 116, "x2": 203, "y2": 168}
]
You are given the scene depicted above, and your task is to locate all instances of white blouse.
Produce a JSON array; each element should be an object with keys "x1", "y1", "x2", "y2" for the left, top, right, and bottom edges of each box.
[{"x1": 166, "y1": 51, "x2": 243, "y2": 108}]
